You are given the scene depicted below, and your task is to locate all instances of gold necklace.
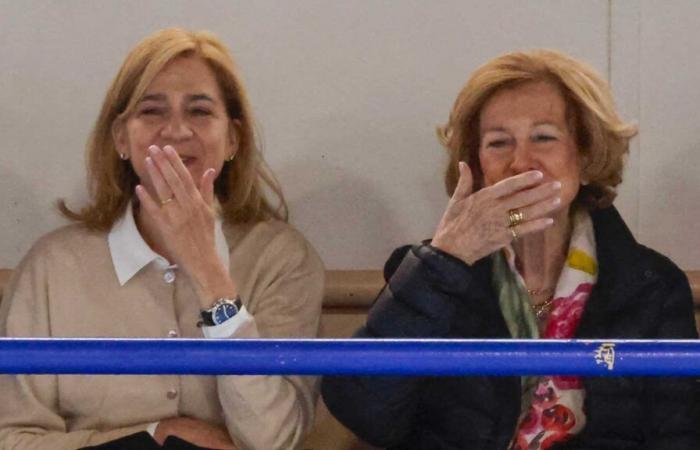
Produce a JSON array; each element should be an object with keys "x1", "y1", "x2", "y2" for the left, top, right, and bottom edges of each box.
[
  {"x1": 531, "y1": 296, "x2": 555, "y2": 320},
  {"x1": 527, "y1": 287, "x2": 556, "y2": 320},
  {"x1": 527, "y1": 287, "x2": 555, "y2": 297}
]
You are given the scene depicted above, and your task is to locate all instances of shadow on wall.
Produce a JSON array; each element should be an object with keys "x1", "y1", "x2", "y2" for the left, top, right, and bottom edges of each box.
[{"x1": 277, "y1": 157, "x2": 404, "y2": 269}]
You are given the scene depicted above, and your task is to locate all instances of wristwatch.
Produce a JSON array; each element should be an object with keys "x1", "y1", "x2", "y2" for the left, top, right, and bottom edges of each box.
[{"x1": 198, "y1": 296, "x2": 243, "y2": 327}]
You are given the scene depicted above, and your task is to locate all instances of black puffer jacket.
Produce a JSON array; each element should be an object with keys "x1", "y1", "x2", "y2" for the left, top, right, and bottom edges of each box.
[{"x1": 322, "y1": 207, "x2": 700, "y2": 450}]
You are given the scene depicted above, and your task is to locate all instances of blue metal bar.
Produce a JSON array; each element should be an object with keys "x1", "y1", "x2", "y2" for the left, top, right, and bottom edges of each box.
[{"x1": 0, "y1": 338, "x2": 698, "y2": 376}]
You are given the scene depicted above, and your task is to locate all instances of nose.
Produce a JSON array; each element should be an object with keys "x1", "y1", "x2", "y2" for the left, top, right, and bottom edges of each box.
[
  {"x1": 160, "y1": 113, "x2": 193, "y2": 141},
  {"x1": 509, "y1": 140, "x2": 538, "y2": 174}
]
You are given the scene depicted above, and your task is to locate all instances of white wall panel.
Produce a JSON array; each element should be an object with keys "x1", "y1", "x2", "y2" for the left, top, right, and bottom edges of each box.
[
  {"x1": 610, "y1": 0, "x2": 640, "y2": 236},
  {"x1": 636, "y1": 0, "x2": 700, "y2": 269},
  {"x1": 1, "y1": 1, "x2": 609, "y2": 269}
]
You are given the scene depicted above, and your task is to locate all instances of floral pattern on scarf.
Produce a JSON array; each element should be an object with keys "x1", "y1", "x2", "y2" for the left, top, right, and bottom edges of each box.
[{"x1": 508, "y1": 210, "x2": 598, "y2": 450}]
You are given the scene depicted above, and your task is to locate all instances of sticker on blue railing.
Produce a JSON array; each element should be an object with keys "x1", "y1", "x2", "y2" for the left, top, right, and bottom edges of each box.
[{"x1": 594, "y1": 343, "x2": 616, "y2": 370}]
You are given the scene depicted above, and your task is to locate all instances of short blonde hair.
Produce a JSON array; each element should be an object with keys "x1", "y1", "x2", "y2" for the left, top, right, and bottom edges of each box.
[
  {"x1": 439, "y1": 49, "x2": 637, "y2": 208},
  {"x1": 60, "y1": 28, "x2": 287, "y2": 229}
]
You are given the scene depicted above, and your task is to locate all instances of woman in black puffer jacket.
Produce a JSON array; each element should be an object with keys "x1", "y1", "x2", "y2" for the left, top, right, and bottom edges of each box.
[{"x1": 322, "y1": 49, "x2": 700, "y2": 450}]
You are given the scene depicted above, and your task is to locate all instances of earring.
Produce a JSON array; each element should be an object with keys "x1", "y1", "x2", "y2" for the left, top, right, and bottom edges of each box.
[
  {"x1": 227, "y1": 154, "x2": 235, "y2": 162},
  {"x1": 119, "y1": 153, "x2": 129, "y2": 161}
]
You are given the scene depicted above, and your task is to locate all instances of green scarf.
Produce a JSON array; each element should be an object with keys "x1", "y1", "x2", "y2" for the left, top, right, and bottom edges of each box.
[
  {"x1": 491, "y1": 251, "x2": 539, "y2": 340},
  {"x1": 490, "y1": 251, "x2": 540, "y2": 411}
]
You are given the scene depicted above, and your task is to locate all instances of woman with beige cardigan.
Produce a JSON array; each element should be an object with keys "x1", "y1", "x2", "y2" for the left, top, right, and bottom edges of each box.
[{"x1": 0, "y1": 28, "x2": 324, "y2": 450}]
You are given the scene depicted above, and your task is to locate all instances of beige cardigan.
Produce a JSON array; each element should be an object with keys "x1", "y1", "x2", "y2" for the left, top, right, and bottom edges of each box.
[{"x1": 0, "y1": 219, "x2": 324, "y2": 450}]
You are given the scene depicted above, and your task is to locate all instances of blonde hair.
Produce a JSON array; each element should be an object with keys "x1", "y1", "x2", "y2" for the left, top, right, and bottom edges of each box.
[
  {"x1": 60, "y1": 28, "x2": 287, "y2": 229},
  {"x1": 439, "y1": 49, "x2": 637, "y2": 208}
]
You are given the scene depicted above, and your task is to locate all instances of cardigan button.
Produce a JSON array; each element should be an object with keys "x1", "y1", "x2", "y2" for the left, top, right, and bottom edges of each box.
[
  {"x1": 163, "y1": 270, "x2": 176, "y2": 284},
  {"x1": 166, "y1": 388, "x2": 178, "y2": 399}
]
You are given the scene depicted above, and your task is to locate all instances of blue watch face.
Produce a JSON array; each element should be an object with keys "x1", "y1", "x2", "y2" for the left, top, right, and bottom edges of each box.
[{"x1": 213, "y1": 303, "x2": 238, "y2": 325}]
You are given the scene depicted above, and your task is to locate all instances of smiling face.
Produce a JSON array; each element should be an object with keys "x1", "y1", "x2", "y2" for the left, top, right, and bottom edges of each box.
[
  {"x1": 113, "y1": 55, "x2": 238, "y2": 194},
  {"x1": 478, "y1": 81, "x2": 582, "y2": 217}
]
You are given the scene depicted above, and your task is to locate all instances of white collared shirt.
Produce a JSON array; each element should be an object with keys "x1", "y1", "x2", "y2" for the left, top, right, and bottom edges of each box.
[
  {"x1": 108, "y1": 202, "x2": 255, "y2": 437},
  {"x1": 107, "y1": 202, "x2": 252, "y2": 339}
]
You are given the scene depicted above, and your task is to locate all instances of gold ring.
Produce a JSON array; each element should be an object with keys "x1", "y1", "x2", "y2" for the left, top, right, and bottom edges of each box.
[
  {"x1": 507, "y1": 208, "x2": 524, "y2": 228},
  {"x1": 509, "y1": 227, "x2": 518, "y2": 240},
  {"x1": 160, "y1": 197, "x2": 174, "y2": 206}
]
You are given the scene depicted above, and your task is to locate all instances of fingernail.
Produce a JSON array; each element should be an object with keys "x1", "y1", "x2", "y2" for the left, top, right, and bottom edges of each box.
[
  {"x1": 553, "y1": 197, "x2": 561, "y2": 205},
  {"x1": 533, "y1": 171, "x2": 543, "y2": 179},
  {"x1": 551, "y1": 181, "x2": 562, "y2": 189},
  {"x1": 148, "y1": 145, "x2": 160, "y2": 154},
  {"x1": 545, "y1": 218, "x2": 554, "y2": 225},
  {"x1": 145, "y1": 157, "x2": 154, "y2": 165}
]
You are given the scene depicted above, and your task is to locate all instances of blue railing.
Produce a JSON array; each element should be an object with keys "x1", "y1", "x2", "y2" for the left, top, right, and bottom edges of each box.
[{"x1": 0, "y1": 338, "x2": 698, "y2": 376}]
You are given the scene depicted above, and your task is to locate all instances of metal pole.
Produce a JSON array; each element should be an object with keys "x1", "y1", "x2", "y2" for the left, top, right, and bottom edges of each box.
[{"x1": 0, "y1": 338, "x2": 697, "y2": 376}]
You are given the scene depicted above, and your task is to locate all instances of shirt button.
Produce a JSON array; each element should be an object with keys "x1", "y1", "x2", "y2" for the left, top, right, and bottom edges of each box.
[
  {"x1": 166, "y1": 388, "x2": 178, "y2": 399},
  {"x1": 167, "y1": 330, "x2": 178, "y2": 338},
  {"x1": 163, "y1": 270, "x2": 176, "y2": 284}
]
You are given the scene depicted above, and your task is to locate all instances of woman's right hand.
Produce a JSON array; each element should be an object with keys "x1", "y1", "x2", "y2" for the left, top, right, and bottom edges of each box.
[
  {"x1": 153, "y1": 417, "x2": 236, "y2": 449},
  {"x1": 431, "y1": 162, "x2": 562, "y2": 265}
]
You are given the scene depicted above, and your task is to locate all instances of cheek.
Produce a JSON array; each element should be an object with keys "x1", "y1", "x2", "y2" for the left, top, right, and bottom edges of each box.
[
  {"x1": 127, "y1": 158, "x2": 148, "y2": 186},
  {"x1": 479, "y1": 152, "x2": 506, "y2": 186},
  {"x1": 126, "y1": 121, "x2": 155, "y2": 146},
  {"x1": 123, "y1": 123, "x2": 155, "y2": 165},
  {"x1": 565, "y1": 178, "x2": 581, "y2": 204},
  {"x1": 204, "y1": 127, "x2": 232, "y2": 159},
  {"x1": 202, "y1": 143, "x2": 228, "y2": 170},
  {"x1": 554, "y1": 155, "x2": 582, "y2": 206}
]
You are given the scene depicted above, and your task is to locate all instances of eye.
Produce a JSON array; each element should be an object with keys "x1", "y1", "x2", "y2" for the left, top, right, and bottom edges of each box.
[
  {"x1": 486, "y1": 139, "x2": 510, "y2": 149},
  {"x1": 532, "y1": 134, "x2": 557, "y2": 143},
  {"x1": 190, "y1": 107, "x2": 212, "y2": 116},
  {"x1": 139, "y1": 107, "x2": 163, "y2": 116}
]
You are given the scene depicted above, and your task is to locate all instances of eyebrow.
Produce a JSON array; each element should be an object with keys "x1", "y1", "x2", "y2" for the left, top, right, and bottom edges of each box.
[
  {"x1": 138, "y1": 94, "x2": 167, "y2": 103},
  {"x1": 188, "y1": 94, "x2": 216, "y2": 103},
  {"x1": 481, "y1": 126, "x2": 509, "y2": 133},
  {"x1": 137, "y1": 93, "x2": 217, "y2": 103},
  {"x1": 481, "y1": 121, "x2": 563, "y2": 133},
  {"x1": 532, "y1": 121, "x2": 561, "y2": 128}
]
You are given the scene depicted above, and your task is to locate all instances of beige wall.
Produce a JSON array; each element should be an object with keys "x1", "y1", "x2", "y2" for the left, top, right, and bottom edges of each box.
[{"x1": 1, "y1": 0, "x2": 698, "y2": 270}]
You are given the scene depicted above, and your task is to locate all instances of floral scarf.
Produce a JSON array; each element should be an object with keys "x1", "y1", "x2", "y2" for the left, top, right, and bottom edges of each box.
[{"x1": 492, "y1": 209, "x2": 598, "y2": 450}]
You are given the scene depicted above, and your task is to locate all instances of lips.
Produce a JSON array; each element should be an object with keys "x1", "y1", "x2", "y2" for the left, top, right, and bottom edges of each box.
[{"x1": 178, "y1": 155, "x2": 196, "y2": 167}]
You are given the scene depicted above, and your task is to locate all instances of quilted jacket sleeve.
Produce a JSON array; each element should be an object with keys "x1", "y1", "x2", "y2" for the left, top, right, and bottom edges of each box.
[{"x1": 321, "y1": 244, "x2": 478, "y2": 448}]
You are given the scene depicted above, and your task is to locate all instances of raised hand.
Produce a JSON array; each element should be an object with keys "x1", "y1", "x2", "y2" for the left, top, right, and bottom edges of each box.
[
  {"x1": 135, "y1": 144, "x2": 236, "y2": 307},
  {"x1": 431, "y1": 162, "x2": 561, "y2": 265}
]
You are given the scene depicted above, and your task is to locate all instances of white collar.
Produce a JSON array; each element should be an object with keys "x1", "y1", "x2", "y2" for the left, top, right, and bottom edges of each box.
[{"x1": 108, "y1": 202, "x2": 230, "y2": 286}]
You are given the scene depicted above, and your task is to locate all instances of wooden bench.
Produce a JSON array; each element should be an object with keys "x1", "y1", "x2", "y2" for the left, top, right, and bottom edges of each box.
[{"x1": 0, "y1": 268, "x2": 698, "y2": 450}]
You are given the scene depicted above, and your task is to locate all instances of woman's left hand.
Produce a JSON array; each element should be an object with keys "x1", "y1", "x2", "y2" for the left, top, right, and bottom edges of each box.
[{"x1": 135, "y1": 144, "x2": 236, "y2": 307}]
